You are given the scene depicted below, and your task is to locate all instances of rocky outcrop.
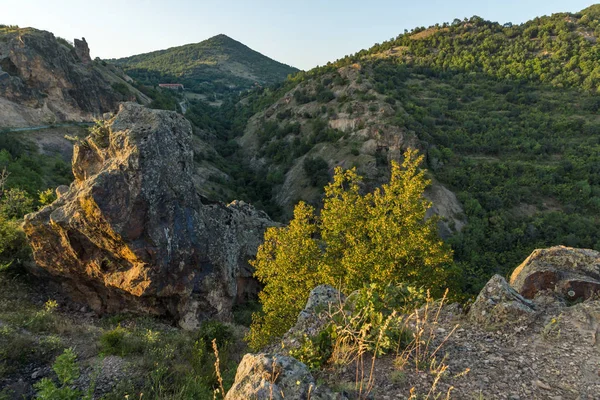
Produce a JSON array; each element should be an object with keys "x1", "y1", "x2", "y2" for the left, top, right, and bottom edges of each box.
[
  {"x1": 0, "y1": 27, "x2": 148, "y2": 128},
  {"x1": 225, "y1": 353, "x2": 344, "y2": 400},
  {"x1": 74, "y1": 37, "x2": 92, "y2": 64},
  {"x1": 468, "y1": 274, "x2": 535, "y2": 327},
  {"x1": 23, "y1": 103, "x2": 274, "y2": 328},
  {"x1": 281, "y1": 285, "x2": 345, "y2": 350},
  {"x1": 510, "y1": 246, "x2": 600, "y2": 301}
]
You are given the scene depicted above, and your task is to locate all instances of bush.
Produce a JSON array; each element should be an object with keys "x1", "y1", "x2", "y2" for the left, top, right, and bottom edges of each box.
[
  {"x1": 248, "y1": 149, "x2": 452, "y2": 349},
  {"x1": 197, "y1": 321, "x2": 233, "y2": 350},
  {"x1": 0, "y1": 214, "x2": 30, "y2": 271},
  {"x1": 316, "y1": 88, "x2": 335, "y2": 103},
  {"x1": 99, "y1": 325, "x2": 144, "y2": 356},
  {"x1": 289, "y1": 326, "x2": 334, "y2": 371},
  {"x1": 303, "y1": 157, "x2": 329, "y2": 187},
  {"x1": 33, "y1": 348, "x2": 91, "y2": 400},
  {"x1": 111, "y1": 82, "x2": 131, "y2": 97},
  {"x1": 339, "y1": 284, "x2": 422, "y2": 354},
  {"x1": 289, "y1": 283, "x2": 420, "y2": 371},
  {"x1": 0, "y1": 188, "x2": 33, "y2": 219}
]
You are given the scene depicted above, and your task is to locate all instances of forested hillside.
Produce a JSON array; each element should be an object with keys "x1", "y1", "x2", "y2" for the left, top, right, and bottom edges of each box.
[
  {"x1": 110, "y1": 34, "x2": 299, "y2": 95},
  {"x1": 184, "y1": 5, "x2": 600, "y2": 293}
]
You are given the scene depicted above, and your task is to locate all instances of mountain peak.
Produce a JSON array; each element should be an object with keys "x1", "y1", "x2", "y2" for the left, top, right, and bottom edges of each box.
[{"x1": 111, "y1": 35, "x2": 298, "y2": 94}]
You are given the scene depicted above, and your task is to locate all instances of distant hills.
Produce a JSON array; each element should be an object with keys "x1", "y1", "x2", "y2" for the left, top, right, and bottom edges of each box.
[{"x1": 110, "y1": 34, "x2": 299, "y2": 95}]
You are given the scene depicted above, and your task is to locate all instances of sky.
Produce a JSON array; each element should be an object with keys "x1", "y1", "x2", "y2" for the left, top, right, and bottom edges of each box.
[{"x1": 2, "y1": 0, "x2": 596, "y2": 70}]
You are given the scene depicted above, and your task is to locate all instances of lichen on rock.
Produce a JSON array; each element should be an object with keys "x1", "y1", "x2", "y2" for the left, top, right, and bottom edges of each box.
[
  {"x1": 510, "y1": 245, "x2": 600, "y2": 302},
  {"x1": 468, "y1": 274, "x2": 535, "y2": 327}
]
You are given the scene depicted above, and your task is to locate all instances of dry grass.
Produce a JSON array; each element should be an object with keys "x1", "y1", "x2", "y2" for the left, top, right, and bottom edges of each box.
[
  {"x1": 319, "y1": 288, "x2": 466, "y2": 399},
  {"x1": 395, "y1": 290, "x2": 467, "y2": 399}
]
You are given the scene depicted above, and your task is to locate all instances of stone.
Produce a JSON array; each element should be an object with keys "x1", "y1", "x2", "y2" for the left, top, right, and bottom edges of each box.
[
  {"x1": 225, "y1": 353, "x2": 344, "y2": 400},
  {"x1": 55, "y1": 185, "x2": 69, "y2": 198},
  {"x1": 535, "y1": 380, "x2": 552, "y2": 390},
  {"x1": 282, "y1": 285, "x2": 345, "y2": 349},
  {"x1": 74, "y1": 37, "x2": 92, "y2": 64},
  {"x1": 468, "y1": 275, "x2": 535, "y2": 327},
  {"x1": 23, "y1": 103, "x2": 275, "y2": 328},
  {"x1": 510, "y1": 246, "x2": 600, "y2": 301},
  {"x1": 558, "y1": 301, "x2": 600, "y2": 346}
]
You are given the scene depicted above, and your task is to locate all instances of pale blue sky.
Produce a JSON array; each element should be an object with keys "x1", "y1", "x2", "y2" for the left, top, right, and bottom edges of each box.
[{"x1": 2, "y1": 0, "x2": 596, "y2": 70}]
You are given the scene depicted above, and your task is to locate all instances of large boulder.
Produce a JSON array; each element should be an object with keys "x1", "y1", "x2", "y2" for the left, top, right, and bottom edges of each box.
[
  {"x1": 225, "y1": 353, "x2": 343, "y2": 400},
  {"x1": 468, "y1": 274, "x2": 535, "y2": 327},
  {"x1": 23, "y1": 103, "x2": 274, "y2": 328},
  {"x1": 510, "y1": 246, "x2": 600, "y2": 302}
]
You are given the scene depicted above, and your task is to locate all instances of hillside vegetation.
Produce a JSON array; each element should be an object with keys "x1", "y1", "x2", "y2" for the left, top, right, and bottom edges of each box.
[
  {"x1": 187, "y1": 5, "x2": 600, "y2": 294},
  {"x1": 110, "y1": 34, "x2": 299, "y2": 95}
]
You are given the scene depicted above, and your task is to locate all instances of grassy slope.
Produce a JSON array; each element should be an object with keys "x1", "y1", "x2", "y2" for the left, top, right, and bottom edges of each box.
[
  {"x1": 0, "y1": 269, "x2": 249, "y2": 399},
  {"x1": 110, "y1": 34, "x2": 299, "y2": 94}
]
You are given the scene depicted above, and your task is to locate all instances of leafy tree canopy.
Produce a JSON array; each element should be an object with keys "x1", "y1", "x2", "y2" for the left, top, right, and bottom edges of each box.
[{"x1": 247, "y1": 149, "x2": 452, "y2": 349}]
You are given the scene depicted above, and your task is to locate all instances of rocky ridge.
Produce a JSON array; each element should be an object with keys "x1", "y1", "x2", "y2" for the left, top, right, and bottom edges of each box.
[
  {"x1": 0, "y1": 27, "x2": 149, "y2": 128},
  {"x1": 23, "y1": 103, "x2": 275, "y2": 328},
  {"x1": 227, "y1": 246, "x2": 600, "y2": 399}
]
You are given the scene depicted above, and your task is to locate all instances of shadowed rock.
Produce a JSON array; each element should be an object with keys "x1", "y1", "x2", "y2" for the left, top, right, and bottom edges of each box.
[
  {"x1": 74, "y1": 37, "x2": 92, "y2": 64},
  {"x1": 23, "y1": 103, "x2": 274, "y2": 328},
  {"x1": 510, "y1": 246, "x2": 600, "y2": 302}
]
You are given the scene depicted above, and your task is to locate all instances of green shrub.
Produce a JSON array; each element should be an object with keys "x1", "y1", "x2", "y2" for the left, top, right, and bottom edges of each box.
[
  {"x1": 0, "y1": 325, "x2": 38, "y2": 375},
  {"x1": 0, "y1": 188, "x2": 33, "y2": 220},
  {"x1": 289, "y1": 284, "x2": 419, "y2": 371},
  {"x1": 0, "y1": 214, "x2": 30, "y2": 272},
  {"x1": 339, "y1": 284, "x2": 421, "y2": 355},
  {"x1": 26, "y1": 300, "x2": 58, "y2": 333},
  {"x1": 316, "y1": 88, "x2": 335, "y2": 103},
  {"x1": 99, "y1": 325, "x2": 144, "y2": 356},
  {"x1": 303, "y1": 157, "x2": 329, "y2": 187},
  {"x1": 197, "y1": 321, "x2": 233, "y2": 350},
  {"x1": 88, "y1": 120, "x2": 110, "y2": 148},
  {"x1": 33, "y1": 348, "x2": 90, "y2": 400},
  {"x1": 232, "y1": 301, "x2": 262, "y2": 327},
  {"x1": 289, "y1": 326, "x2": 334, "y2": 371},
  {"x1": 111, "y1": 82, "x2": 131, "y2": 97},
  {"x1": 248, "y1": 150, "x2": 452, "y2": 349}
]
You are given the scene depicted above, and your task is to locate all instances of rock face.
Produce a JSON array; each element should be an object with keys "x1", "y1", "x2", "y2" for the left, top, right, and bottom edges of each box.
[
  {"x1": 225, "y1": 353, "x2": 343, "y2": 400},
  {"x1": 0, "y1": 27, "x2": 148, "y2": 128},
  {"x1": 510, "y1": 246, "x2": 600, "y2": 301},
  {"x1": 468, "y1": 274, "x2": 535, "y2": 327},
  {"x1": 74, "y1": 37, "x2": 92, "y2": 64},
  {"x1": 281, "y1": 285, "x2": 345, "y2": 350},
  {"x1": 23, "y1": 103, "x2": 274, "y2": 328}
]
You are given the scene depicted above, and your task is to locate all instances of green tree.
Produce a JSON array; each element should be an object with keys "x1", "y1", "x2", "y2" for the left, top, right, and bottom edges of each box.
[
  {"x1": 0, "y1": 188, "x2": 33, "y2": 219},
  {"x1": 248, "y1": 149, "x2": 452, "y2": 349},
  {"x1": 248, "y1": 202, "x2": 323, "y2": 349},
  {"x1": 0, "y1": 213, "x2": 29, "y2": 270}
]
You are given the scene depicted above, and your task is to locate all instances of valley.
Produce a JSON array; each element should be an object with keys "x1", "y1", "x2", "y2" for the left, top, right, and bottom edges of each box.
[{"x1": 1, "y1": 4, "x2": 600, "y2": 399}]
